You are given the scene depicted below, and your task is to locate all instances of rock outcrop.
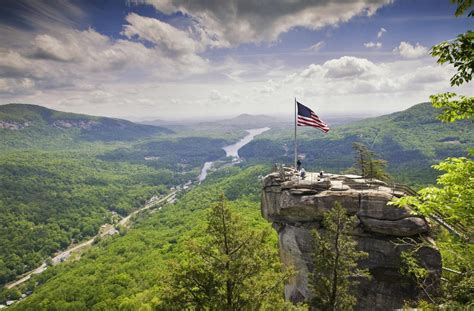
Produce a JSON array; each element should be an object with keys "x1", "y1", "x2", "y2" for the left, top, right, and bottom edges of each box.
[{"x1": 261, "y1": 168, "x2": 441, "y2": 310}]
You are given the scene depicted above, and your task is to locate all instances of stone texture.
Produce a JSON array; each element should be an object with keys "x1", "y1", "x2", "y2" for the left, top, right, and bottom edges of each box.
[{"x1": 261, "y1": 170, "x2": 441, "y2": 310}]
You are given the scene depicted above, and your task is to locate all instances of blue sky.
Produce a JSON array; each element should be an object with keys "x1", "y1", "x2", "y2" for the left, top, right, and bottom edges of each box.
[{"x1": 0, "y1": 0, "x2": 472, "y2": 120}]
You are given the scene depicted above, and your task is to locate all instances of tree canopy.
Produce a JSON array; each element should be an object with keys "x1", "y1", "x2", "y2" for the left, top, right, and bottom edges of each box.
[
  {"x1": 309, "y1": 202, "x2": 370, "y2": 311},
  {"x1": 160, "y1": 195, "x2": 288, "y2": 310}
]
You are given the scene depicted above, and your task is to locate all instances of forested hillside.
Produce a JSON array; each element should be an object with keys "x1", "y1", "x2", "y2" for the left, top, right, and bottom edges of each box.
[
  {"x1": 0, "y1": 105, "x2": 238, "y2": 287},
  {"x1": 0, "y1": 104, "x2": 171, "y2": 148},
  {"x1": 6, "y1": 166, "x2": 276, "y2": 309},
  {"x1": 0, "y1": 150, "x2": 176, "y2": 285},
  {"x1": 240, "y1": 103, "x2": 473, "y2": 186}
]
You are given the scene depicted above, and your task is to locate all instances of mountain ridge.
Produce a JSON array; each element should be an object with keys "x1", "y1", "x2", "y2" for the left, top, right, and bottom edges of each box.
[{"x1": 0, "y1": 103, "x2": 172, "y2": 146}]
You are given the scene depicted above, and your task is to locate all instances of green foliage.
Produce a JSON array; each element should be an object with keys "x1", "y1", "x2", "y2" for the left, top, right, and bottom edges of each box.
[
  {"x1": 394, "y1": 3, "x2": 474, "y2": 306},
  {"x1": 160, "y1": 195, "x2": 287, "y2": 310},
  {"x1": 392, "y1": 155, "x2": 473, "y2": 230},
  {"x1": 0, "y1": 288, "x2": 21, "y2": 302},
  {"x1": 309, "y1": 202, "x2": 370, "y2": 311},
  {"x1": 351, "y1": 142, "x2": 390, "y2": 181},
  {"x1": 451, "y1": 0, "x2": 474, "y2": 16},
  {"x1": 435, "y1": 232, "x2": 474, "y2": 308},
  {"x1": 429, "y1": 1, "x2": 473, "y2": 130},
  {"x1": 100, "y1": 137, "x2": 228, "y2": 171},
  {"x1": 9, "y1": 166, "x2": 280, "y2": 310},
  {"x1": 396, "y1": 237, "x2": 443, "y2": 307},
  {"x1": 0, "y1": 150, "x2": 170, "y2": 285},
  {"x1": 430, "y1": 92, "x2": 474, "y2": 123},
  {"x1": 400, "y1": 251, "x2": 429, "y2": 282},
  {"x1": 0, "y1": 103, "x2": 171, "y2": 148},
  {"x1": 431, "y1": 30, "x2": 473, "y2": 86}
]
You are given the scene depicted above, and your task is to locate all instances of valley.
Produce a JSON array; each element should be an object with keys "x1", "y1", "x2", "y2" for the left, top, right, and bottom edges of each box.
[{"x1": 0, "y1": 102, "x2": 472, "y2": 309}]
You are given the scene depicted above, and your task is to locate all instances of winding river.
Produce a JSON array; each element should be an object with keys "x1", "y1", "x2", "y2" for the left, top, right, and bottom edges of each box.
[{"x1": 198, "y1": 127, "x2": 270, "y2": 182}]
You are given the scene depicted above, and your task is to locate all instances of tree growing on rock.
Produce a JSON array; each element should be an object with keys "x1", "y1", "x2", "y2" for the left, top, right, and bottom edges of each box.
[
  {"x1": 351, "y1": 142, "x2": 390, "y2": 181},
  {"x1": 160, "y1": 195, "x2": 289, "y2": 310},
  {"x1": 309, "y1": 202, "x2": 370, "y2": 311}
]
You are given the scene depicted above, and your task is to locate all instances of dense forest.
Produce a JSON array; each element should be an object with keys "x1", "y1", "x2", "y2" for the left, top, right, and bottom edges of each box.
[
  {"x1": 0, "y1": 150, "x2": 174, "y2": 285},
  {"x1": 0, "y1": 104, "x2": 171, "y2": 149},
  {"x1": 0, "y1": 105, "x2": 238, "y2": 286},
  {"x1": 6, "y1": 166, "x2": 275, "y2": 309}
]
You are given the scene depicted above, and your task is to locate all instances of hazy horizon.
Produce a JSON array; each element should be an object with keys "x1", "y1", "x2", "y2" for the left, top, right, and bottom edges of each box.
[{"x1": 1, "y1": 101, "x2": 406, "y2": 123}]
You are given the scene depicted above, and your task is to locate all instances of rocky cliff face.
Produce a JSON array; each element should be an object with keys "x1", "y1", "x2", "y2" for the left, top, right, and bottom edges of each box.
[{"x1": 261, "y1": 168, "x2": 441, "y2": 310}]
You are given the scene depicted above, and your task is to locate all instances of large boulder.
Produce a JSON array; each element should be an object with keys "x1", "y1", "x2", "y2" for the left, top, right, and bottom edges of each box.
[{"x1": 261, "y1": 169, "x2": 441, "y2": 310}]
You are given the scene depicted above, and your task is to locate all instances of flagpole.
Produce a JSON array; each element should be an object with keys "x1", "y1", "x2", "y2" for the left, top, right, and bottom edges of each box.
[{"x1": 294, "y1": 97, "x2": 297, "y2": 169}]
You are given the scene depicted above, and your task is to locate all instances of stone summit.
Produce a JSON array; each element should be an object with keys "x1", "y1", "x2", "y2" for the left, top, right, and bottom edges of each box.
[{"x1": 261, "y1": 167, "x2": 441, "y2": 310}]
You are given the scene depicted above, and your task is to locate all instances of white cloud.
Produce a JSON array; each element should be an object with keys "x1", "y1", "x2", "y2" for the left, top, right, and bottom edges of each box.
[
  {"x1": 304, "y1": 41, "x2": 325, "y2": 52},
  {"x1": 394, "y1": 42, "x2": 428, "y2": 59},
  {"x1": 122, "y1": 13, "x2": 200, "y2": 55},
  {"x1": 282, "y1": 56, "x2": 454, "y2": 99},
  {"x1": 300, "y1": 64, "x2": 323, "y2": 78},
  {"x1": 377, "y1": 27, "x2": 386, "y2": 38},
  {"x1": 30, "y1": 34, "x2": 80, "y2": 62},
  {"x1": 401, "y1": 65, "x2": 448, "y2": 85},
  {"x1": 323, "y1": 56, "x2": 379, "y2": 79},
  {"x1": 209, "y1": 89, "x2": 229, "y2": 102},
  {"x1": 0, "y1": 16, "x2": 212, "y2": 98},
  {"x1": 0, "y1": 78, "x2": 36, "y2": 95},
  {"x1": 2, "y1": 1, "x2": 469, "y2": 119},
  {"x1": 364, "y1": 41, "x2": 382, "y2": 49},
  {"x1": 137, "y1": 0, "x2": 392, "y2": 46}
]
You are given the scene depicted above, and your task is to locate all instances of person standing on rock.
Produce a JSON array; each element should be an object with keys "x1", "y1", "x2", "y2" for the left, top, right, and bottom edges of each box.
[
  {"x1": 300, "y1": 168, "x2": 306, "y2": 179},
  {"x1": 297, "y1": 159, "x2": 302, "y2": 171}
]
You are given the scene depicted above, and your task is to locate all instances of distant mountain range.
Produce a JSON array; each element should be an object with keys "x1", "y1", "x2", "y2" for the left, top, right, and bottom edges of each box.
[
  {"x1": 142, "y1": 112, "x2": 370, "y2": 132},
  {"x1": 239, "y1": 102, "x2": 474, "y2": 186},
  {"x1": 1, "y1": 102, "x2": 472, "y2": 186},
  {"x1": 0, "y1": 104, "x2": 172, "y2": 148},
  {"x1": 141, "y1": 113, "x2": 285, "y2": 131}
]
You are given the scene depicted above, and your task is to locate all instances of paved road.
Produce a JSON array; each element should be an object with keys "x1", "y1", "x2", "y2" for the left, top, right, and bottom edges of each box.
[{"x1": 5, "y1": 191, "x2": 176, "y2": 289}]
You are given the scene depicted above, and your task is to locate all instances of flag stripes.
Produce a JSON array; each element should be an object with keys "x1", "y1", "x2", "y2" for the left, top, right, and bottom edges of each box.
[{"x1": 296, "y1": 101, "x2": 329, "y2": 133}]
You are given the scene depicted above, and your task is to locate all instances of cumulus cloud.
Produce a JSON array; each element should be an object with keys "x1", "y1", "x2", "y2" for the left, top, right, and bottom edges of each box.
[
  {"x1": 29, "y1": 34, "x2": 80, "y2": 62},
  {"x1": 0, "y1": 12, "x2": 214, "y2": 98},
  {"x1": 122, "y1": 13, "x2": 200, "y2": 55},
  {"x1": 300, "y1": 64, "x2": 323, "y2": 78},
  {"x1": 402, "y1": 65, "x2": 447, "y2": 84},
  {"x1": 2, "y1": 1, "x2": 463, "y2": 119},
  {"x1": 137, "y1": 0, "x2": 392, "y2": 46},
  {"x1": 285, "y1": 56, "x2": 453, "y2": 98},
  {"x1": 394, "y1": 41, "x2": 428, "y2": 59},
  {"x1": 364, "y1": 41, "x2": 382, "y2": 48},
  {"x1": 377, "y1": 27, "x2": 386, "y2": 38},
  {"x1": 323, "y1": 56, "x2": 379, "y2": 79}
]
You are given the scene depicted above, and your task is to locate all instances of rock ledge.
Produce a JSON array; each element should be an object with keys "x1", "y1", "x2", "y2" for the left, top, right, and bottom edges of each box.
[{"x1": 261, "y1": 169, "x2": 441, "y2": 310}]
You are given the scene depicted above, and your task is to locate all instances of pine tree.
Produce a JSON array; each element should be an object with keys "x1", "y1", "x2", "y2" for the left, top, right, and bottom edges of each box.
[
  {"x1": 160, "y1": 195, "x2": 288, "y2": 310},
  {"x1": 309, "y1": 202, "x2": 370, "y2": 311},
  {"x1": 352, "y1": 142, "x2": 390, "y2": 181}
]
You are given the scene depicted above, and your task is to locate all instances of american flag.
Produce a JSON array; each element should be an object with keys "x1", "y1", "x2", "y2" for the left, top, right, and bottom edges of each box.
[{"x1": 297, "y1": 101, "x2": 330, "y2": 133}]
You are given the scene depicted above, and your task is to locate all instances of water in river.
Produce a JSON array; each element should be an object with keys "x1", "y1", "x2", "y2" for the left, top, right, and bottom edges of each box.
[
  {"x1": 198, "y1": 127, "x2": 270, "y2": 182},
  {"x1": 223, "y1": 127, "x2": 270, "y2": 159},
  {"x1": 198, "y1": 161, "x2": 214, "y2": 182}
]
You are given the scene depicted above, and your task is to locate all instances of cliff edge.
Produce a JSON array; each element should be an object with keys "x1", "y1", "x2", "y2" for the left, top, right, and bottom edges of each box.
[{"x1": 261, "y1": 167, "x2": 441, "y2": 310}]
